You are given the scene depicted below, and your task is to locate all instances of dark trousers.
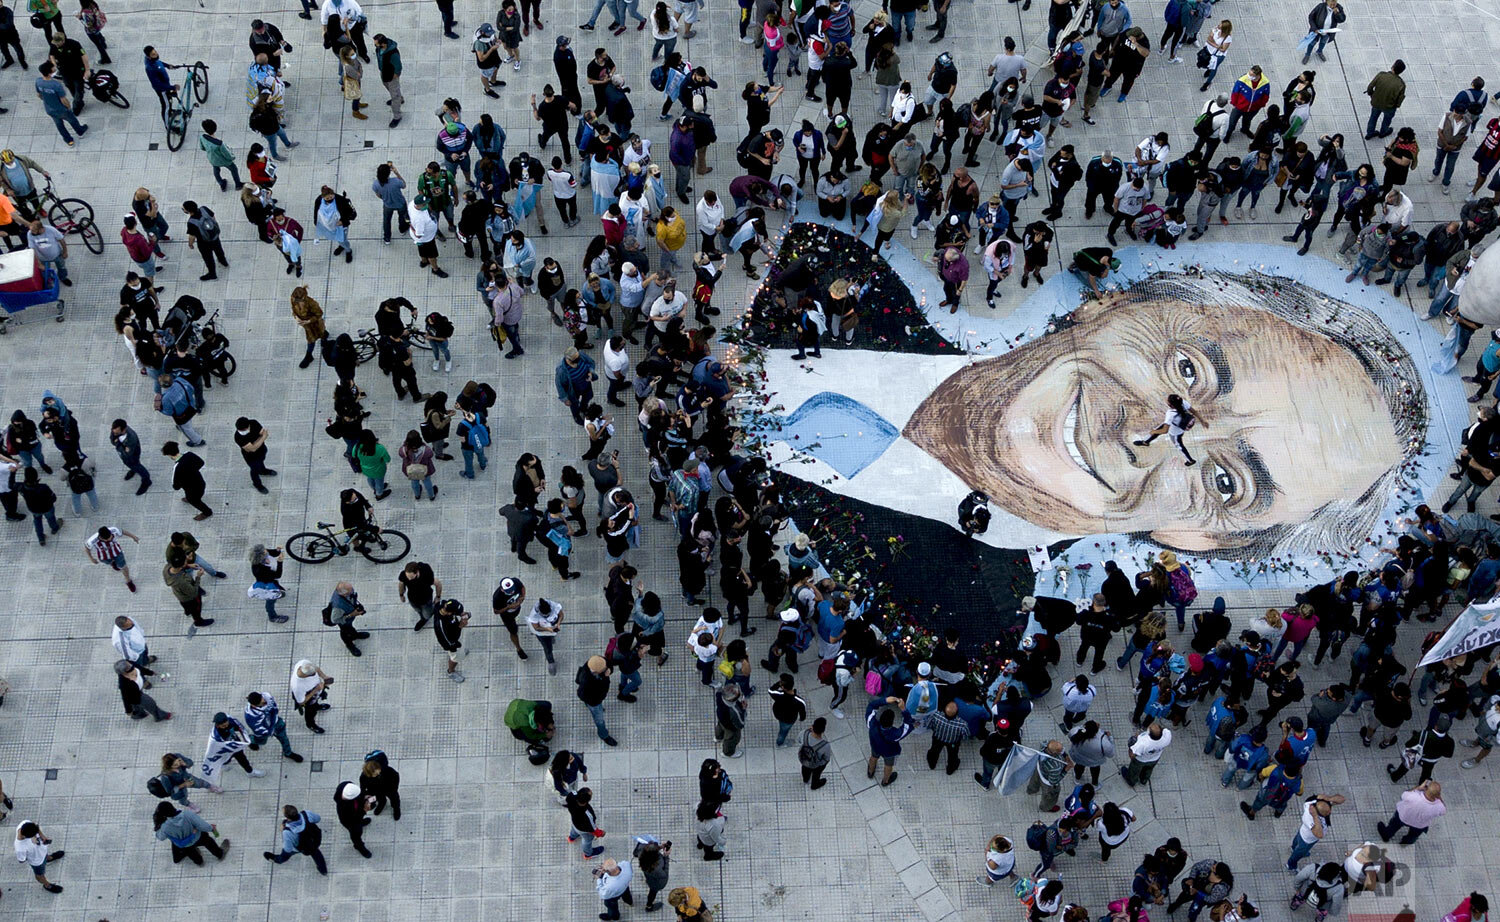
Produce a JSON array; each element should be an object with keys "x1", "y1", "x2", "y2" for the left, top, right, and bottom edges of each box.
[
  {"x1": 62, "y1": 73, "x2": 86, "y2": 114},
  {"x1": 1376, "y1": 811, "x2": 1427, "y2": 845},
  {"x1": 925, "y1": 737, "x2": 960, "y2": 773},
  {"x1": 555, "y1": 195, "x2": 578, "y2": 223},
  {"x1": 1083, "y1": 185, "x2": 1115, "y2": 218},
  {"x1": 370, "y1": 787, "x2": 401, "y2": 820},
  {"x1": 0, "y1": 27, "x2": 26, "y2": 66},
  {"x1": 1107, "y1": 210, "x2": 1138, "y2": 240},
  {"x1": 181, "y1": 487, "x2": 213, "y2": 517},
  {"x1": 171, "y1": 834, "x2": 226, "y2": 863},
  {"x1": 245, "y1": 453, "x2": 272, "y2": 489},
  {"x1": 391, "y1": 362, "x2": 421, "y2": 400},
  {"x1": 540, "y1": 125, "x2": 573, "y2": 161},
  {"x1": 435, "y1": 0, "x2": 456, "y2": 31},
  {"x1": 231, "y1": 750, "x2": 254, "y2": 773},
  {"x1": 338, "y1": 620, "x2": 367, "y2": 651},
  {"x1": 1076, "y1": 628, "x2": 1111, "y2": 671},
  {"x1": 601, "y1": 887, "x2": 635, "y2": 920},
  {"x1": 801, "y1": 764, "x2": 826, "y2": 785},
  {"x1": 272, "y1": 845, "x2": 328, "y2": 874},
  {"x1": 130, "y1": 691, "x2": 170, "y2": 720},
  {"x1": 300, "y1": 698, "x2": 327, "y2": 729},
  {"x1": 1387, "y1": 759, "x2": 1435, "y2": 784},
  {"x1": 343, "y1": 820, "x2": 372, "y2": 857},
  {"x1": 197, "y1": 238, "x2": 229, "y2": 276}
]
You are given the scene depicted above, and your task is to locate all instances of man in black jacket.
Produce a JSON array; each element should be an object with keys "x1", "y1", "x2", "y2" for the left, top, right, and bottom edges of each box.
[
  {"x1": 249, "y1": 19, "x2": 293, "y2": 72},
  {"x1": 19, "y1": 467, "x2": 61, "y2": 544},
  {"x1": 433, "y1": 599, "x2": 470, "y2": 683},
  {"x1": 1083, "y1": 150, "x2": 1123, "y2": 219},
  {"x1": 576, "y1": 655, "x2": 617, "y2": 746},
  {"x1": 1075, "y1": 593, "x2": 1117, "y2": 673},
  {"x1": 163, "y1": 441, "x2": 212, "y2": 520},
  {"x1": 334, "y1": 781, "x2": 374, "y2": 858}
]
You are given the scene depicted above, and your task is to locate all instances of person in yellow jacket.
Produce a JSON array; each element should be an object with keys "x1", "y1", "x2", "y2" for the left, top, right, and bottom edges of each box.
[{"x1": 655, "y1": 206, "x2": 688, "y2": 274}]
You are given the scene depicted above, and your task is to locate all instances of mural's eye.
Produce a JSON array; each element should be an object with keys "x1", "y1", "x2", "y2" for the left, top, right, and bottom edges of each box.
[
  {"x1": 1175, "y1": 351, "x2": 1198, "y2": 388},
  {"x1": 1212, "y1": 464, "x2": 1237, "y2": 504}
]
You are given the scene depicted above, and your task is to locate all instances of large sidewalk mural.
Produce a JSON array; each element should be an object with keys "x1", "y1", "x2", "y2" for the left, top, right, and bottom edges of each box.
[{"x1": 731, "y1": 216, "x2": 1468, "y2": 637}]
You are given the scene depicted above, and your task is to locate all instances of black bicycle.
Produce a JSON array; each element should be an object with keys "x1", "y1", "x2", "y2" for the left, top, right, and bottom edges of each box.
[
  {"x1": 352, "y1": 321, "x2": 430, "y2": 365},
  {"x1": 285, "y1": 521, "x2": 410, "y2": 564}
]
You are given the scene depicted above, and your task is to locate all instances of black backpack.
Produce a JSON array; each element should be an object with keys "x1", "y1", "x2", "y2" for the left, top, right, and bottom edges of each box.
[
  {"x1": 146, "y1": 774, "x2": 173, "y2": 798},
  {"x1": 297, "y1": 813, "x2": 323, "y2": 853},
  {"x1": 66, "y1": 466, "x2": 94, "y2": 493}
]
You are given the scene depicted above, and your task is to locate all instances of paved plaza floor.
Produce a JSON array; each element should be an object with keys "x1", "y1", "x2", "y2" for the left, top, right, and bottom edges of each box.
[{"x1": 0, "y1": 0, "x2": 1498, "y2": 919}]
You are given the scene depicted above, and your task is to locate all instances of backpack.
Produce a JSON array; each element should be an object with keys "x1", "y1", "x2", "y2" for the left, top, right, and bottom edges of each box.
[
  {"x1": 735, "y1": 133, "x2": 760, "y2": 170},
  {"x1": 467, "y1": 420, "x2": 492, "y2": 449},
  {"x1": 66, "y1": 466, "x2": 94, "y2": 493},
  {"x1": 864, "y1": 670, "x2": 882, "y2": 695},
  {"x1": 146, "y1": 774, "x2": 173, "y2": 798},
  {"x1": 296, "y1": 813, "x2": 323, "y2": 853},
  {"x1": 196, "y1": 210, "x2": 220, "y2": 239},
  {"x1": 605, "y1": 634, "x2": 620, "y2": 661},
  {"x1": 1025, "y1": 821, "x2": 1050, "y2": 851},
  {"x1": 817, "y1": 657, "x2": 837, "y2": 685},
  {"x1": 426, "y1": 312, "x2": 454, "y2": 339},
  {"x1": 1167, "y1": 566, "x2": 1198, "y2": 606},
  {"x1": 791, "y1": 620, "x2": 815, "y2": 653},
  {"x1": 1194, "y1": 104, "x2": 1221, "y2": 139},
  {"x1": 650, "y1": 64, "x2": 668, "y2": 91}
]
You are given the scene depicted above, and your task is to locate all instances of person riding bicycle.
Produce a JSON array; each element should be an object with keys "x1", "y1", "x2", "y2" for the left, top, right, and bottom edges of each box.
[
  {"x1": 0, "y1": 150, "x2": 50, "y2": 220},
  {"x1": 143, "y1": 46, "x2": 177, "y2": 125},
  {"x1": 339, "y1": 487, "x2": 379, "y2": 547}
]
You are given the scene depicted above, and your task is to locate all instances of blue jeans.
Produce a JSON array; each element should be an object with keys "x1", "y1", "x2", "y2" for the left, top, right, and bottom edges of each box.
[
  {"x1": 252, "y1": 719, "x2": 296, "y2": 756},
  {"x1": 1203, "y1": 735, "x2": 1229, "y2": 758},
  {"x1": 48, "y1": 109, "x2": 85, "y2": 143},
  {"x1": 410, "y1": 475, "x2": 434, "y2": 498},
  {"x1": 31, "y1": 508, "x2": 59, "y2": 542},
  {"x1": 1433, "y1": 148, "x2": 1461, "y2": 185},
  {"x1": 1307, "y1": 31, "x2": 1332, "y2": 56},
  {"x1": 262, "y1": 127, "x2": 293, "y2": 159},
  {"x1": 1287, "y1": 833, "x2": 1317, "y2": 870},
  {"x1": 430, "y1": 340, "x2": 451, "y2": 364},
  {"x1": 1378, "y1": 266, "x2": 1413, "y2": 290},
  {"x1": 1428, "y1": 286, "x2": 1459, "y2": 318},
  {"x1": 776, "y1": 721, "x2": 794, "y2": 745},
  {"x1": 763, "y1": 46, "x2": 779, "y2": 87},
  {"x1": 1419, "y1": 262, "x2": 1446, "y2": 294},
  {"x1": 70, "y1": 488, "x2": 99, "y2": 515},
  {"x1": 893, "y1": 8, "x2": 915, "y2": 36},
  {"x1": 1202, "y1": 60, "x2": 1222, "y2": 88},
  {"x1": 568, "y1": 825, "x2": 599, "y2": 855},
  {"x1": 586, "y1": 702, "x2": 611, "y2": 740},
  {"x1": 15, "y1": 445, "x2": 45, "y2": 469},
  {"x1": 1220, "y1": 764, "x2": 1257, "y2": 788},
  {"x1": 1349, "y1": 253, "x2": 1379, "y2": 281},
  {"x1": 1272, "y1": 635, "x2": 1308, "y2": 662},
  {"x1": 1366, "y1": 107, "x2": 1395, "y2": 138},
  {"x1": 619, "y1": 669, "x2": 642, "y2": 696},
  {"x1": 1116, "y1": 637, "x2": 1144, "y2": 670},
  {"x1": 382, "y1": 205, "x2": 410, "y2": 242},
  {"x1": 461, "y1": 444, "x2": 487, "y2": 477},
  {"x1": 365, "y1": 474, "x2": 388, "y2": 495}
]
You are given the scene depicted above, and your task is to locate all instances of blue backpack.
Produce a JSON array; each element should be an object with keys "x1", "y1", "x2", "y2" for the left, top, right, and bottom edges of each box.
[{"x1": 466, "y1": 420, "x2": 491, "y2": 449}]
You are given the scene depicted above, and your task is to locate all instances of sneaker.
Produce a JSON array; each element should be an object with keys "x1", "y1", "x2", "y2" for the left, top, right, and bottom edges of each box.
[
  {"x1": 910, "y1": 225, "x2": 918, "y2": 239},
  {"x1": 450, "y1": 671, "x2": 466, "y2": 683},
  {"x1": 249, "y1": 769, "x2": 267, "y2": 778},
  {"x1": 1248, "y1": 208, "x2": 1258, "y2": 220},
  {"x1": 1169, "y1": 56, "x2": 1183, "y2": 63},
  {"x1": 433, "y1": 360, "x2": 440, "y2": 372},
  {"x1": 1463, "y1": 758, "x2": 1480, "y2": 769},
  {"x1": 445, "y1": 360, "x2": 452, "y2": 372},
  {"x1": 604, "y1": 736, "x2": 619, "y2": 747},
  {"x1": 547, "y1": 661, "x2": 557, "y2": 675}
]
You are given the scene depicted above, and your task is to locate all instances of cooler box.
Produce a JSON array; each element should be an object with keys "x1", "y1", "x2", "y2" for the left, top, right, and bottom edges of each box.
[{"x1": 0, "y1": 251, "x2": 43, "y2": 294}]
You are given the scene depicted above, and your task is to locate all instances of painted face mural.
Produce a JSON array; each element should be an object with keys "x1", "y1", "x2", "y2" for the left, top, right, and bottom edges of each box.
[{"x1": 904, "y1": 277, "x2": 1419, "y2": 556}]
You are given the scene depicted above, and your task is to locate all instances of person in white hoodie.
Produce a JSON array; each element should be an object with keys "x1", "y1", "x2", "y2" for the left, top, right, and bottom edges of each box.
[{"x1": 695, "y1": 190, "x2": 725, "y2": 254}]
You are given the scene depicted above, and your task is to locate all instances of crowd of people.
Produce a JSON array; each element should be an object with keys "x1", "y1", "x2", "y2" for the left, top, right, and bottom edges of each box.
[{"x1": 0, "y1": 0, "x2": 1498, "y2": 916}]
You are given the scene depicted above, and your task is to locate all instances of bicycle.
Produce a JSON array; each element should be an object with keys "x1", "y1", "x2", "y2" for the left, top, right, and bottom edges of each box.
[
  {"x1": 36, "y1": 178, "x2": 103, "y2": 254},
  {"x1": 352, "y1": 320, "x2": 431, "y2": 365},
  {"x1": 163, "y1": 61, "x2": 210, "y2": 152},
  {"x1": 285, "y1": 521, "x2": 411, "y2": 564}
]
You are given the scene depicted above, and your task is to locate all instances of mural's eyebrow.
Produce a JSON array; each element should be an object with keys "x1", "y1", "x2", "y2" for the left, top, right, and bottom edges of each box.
[
  {"x1": 1238, "y1": 438, "x2": 1277, "y2": 514},
  {"x1": 1199, "y1": 340, "x2": 1233, "y2": 398}
]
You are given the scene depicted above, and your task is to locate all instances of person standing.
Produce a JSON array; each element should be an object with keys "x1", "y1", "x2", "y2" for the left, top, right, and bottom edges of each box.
[
  {"x1": 109, "y1": 419, "x2": 151, "y2": 493},
  {"x1": 289, "y1": 286, "x2": 327, "y2": 369},
  {"x1": 715, "y1": 681, "x2": 747, "y2": 758},
  {"x1": 34, "y1": 62, "x2": 87, "y2": 145},
  {"x1": 798, "y1": 717, "x2": 833, "y2": 789},
  {"x1": 491, "y1": 576, "x2": 530, "y2": 658},
  {"x1": 334, "y1": 781, "x2": 374, "y2": 859},
  {"x1": 162, "y1": 550, "x2": 212, "y2": 630},
  {"x1": 528, "y1": 596, "x2": 564, "y2": 673},
  {"x1": 927, "y1": 701, "x2": 975, "y2": 776},
  {"x1": 26, "y1": 218, "x2": 69, "y2": 288},
  {"x1": 408, "y1": 195, "x2": 449, "y2": 277},
  {"x1": 1376, "y1": 779, "x2": 1444, "y2": 845},
  {"x1": 244, "y1": 691, "x2": 304, "y2": 762},
  {"x1": 398, "y1": 561, "x2": 441, "y2": 631},
  {"x1": 1364, "y1": 60, "x2": 1408, "y2": 141},
  {"x1": 595, "y1": 857, "x2": 636, "y2": 920},
  {"x1": 328, "y1": 581, "x2": 371, "y2": 656},
  {"x1": 110, "y1": 615, "x2": 153, "y2": 674},
  {"x1": 197, "y1": 120, "x2": 241, "y2": 191},
  {"x1": 769, "y1": 674, "x2": 808, "y2": 746},
  {"x1": 1287, "y1": 794, "x2": 1343, "y2": 872},
  {"x1": 1121, "y1": 722, "x2": 1171, "y2": 787},
  {"x1": 84, "y1": 525, "x2": 138, "y2": 592},
  {"x1": 359, "y1": 751, "x2": 401, "y2": 820},
  {"x1": 13, "y1": 821, "x2": 65, "y2": 893},
  {"x1": 163, "y1": 441, "x2": 212, "y2": 519},
  {"x1": 433, "y1": 598, "x2": 470, "y2": 683},
  {"x1": 263, "y1": 805, "x2": 328, "y2": 874},
  {"x1": 866, "y1": 695, "x2": 915, "y2": 786},
  {"x1": 372, "y1": 33, "x2": 403, "y2": 127},
  {"x1": 290, "y1": 660, "x2": 332, "y2": 733},
  {"x1": 1061, "y1": 675, "x2": 1097, "y2": 728}
]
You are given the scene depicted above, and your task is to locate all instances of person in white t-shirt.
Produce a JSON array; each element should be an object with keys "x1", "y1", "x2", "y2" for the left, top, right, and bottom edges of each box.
[
  {"x1": 601, "y1": 335, "x2": 632, "y2": 406},
  {"x1": 13, "y1": 821, "x2": 64, "y2": 893},
  {"x1": 1133, "y1": 393, "x2": 1201, "y2": 465},
  {"x1": 695, "y1": 190, "x2": 725, "y2": 253},
  {"x1": 1121, "y1": 722, "x2": 1171, "y2": 786},
  {"x1": 546, "y1": 157, "x2": 580, "y2": 227},
  {"x1": 645, "y1": 278, "x2": 688, "y2": 351}
]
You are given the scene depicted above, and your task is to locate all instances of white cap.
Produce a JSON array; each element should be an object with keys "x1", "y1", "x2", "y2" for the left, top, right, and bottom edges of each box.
[
  {"x1": 780, "y1": 609, "x2": 799, "y2": 623},
  {"x1": 338, "y1": 781, "x2": 360, "y2": 800},
  {"x1": 917, "y1": 662, "x2": 932, "y2": 676}
]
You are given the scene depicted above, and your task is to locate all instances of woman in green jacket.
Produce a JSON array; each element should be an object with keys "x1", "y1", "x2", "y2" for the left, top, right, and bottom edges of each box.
[{"x1": 353, "y1": 429, "x2": 392, "y2": 500}]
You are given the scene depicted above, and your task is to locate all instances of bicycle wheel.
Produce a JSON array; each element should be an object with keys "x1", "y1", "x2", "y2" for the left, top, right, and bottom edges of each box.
[
  {"x1": 353, "y1": 339, "x2": 377, "y2": 365},
  {"x1": 358, "y1": 528, "x2": 411, "y2": 564},
  {"x1": 285, "y1": 532, "x2": 340, "y2": 563},
  {"x1": 47, "y1": 197, "x2": 95, "y2": 235},
  {"x1": 192, "y1": 62, "x2": 209, "y2": 104},
  {"x1": 165, "y1": 107, "x2": 187, "y2": 151},
  {"x1": 106, "y1": 88, "x2": 131, "y2": 109},
  {"x1": 78, "y1": 219, "x2": 104, "y2": 255},
  {"x1": 407, "y1": 330, "x2": 431, "y2": 351}
]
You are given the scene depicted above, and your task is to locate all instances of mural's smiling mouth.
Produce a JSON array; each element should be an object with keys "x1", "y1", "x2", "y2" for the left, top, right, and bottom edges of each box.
[{"x1": 1062, "y1": 387, "x2": 1114, "y2": 494}]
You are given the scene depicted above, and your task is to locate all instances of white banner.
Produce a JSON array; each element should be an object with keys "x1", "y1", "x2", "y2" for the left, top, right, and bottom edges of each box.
[{"x1": 1418, "y1": 598, "x2": 1500, "y2": 666}]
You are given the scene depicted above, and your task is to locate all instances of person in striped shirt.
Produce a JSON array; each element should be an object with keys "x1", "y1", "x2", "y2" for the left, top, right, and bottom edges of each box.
[{"x1": 84, "y1": 525, "x2": 140, "y2": 593}]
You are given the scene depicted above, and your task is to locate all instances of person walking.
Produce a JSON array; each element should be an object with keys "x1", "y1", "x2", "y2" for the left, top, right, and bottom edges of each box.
[
  {"x1": 163, "y1": 441, "x2": 212, "y2": 519},
  {"x1": 198, "y1": 120, "x2": 241, "y2": 190},
  {"x1": 84, "y1": 524, "x2": 138, "y2": 592},
  {"x1": 182, "y1": 201, "x2": 229, "y2": 281},
  {"x1": 1387, "y1": 713, "x2": 1456, "y2": 782},
  {"x1": 244, "y1": 691, "x2": 303, "y2": 762},
  {"x1": 433, "y1": 598, "x2": 470, "y2": 683},
  {"x1": 334, "y1": 781, "x2": 374, "y2": 858},
  {"x1": 108, "y1": 419, "x2": 151, "y2": 493},
  {"x1": 327, "y1": 581, "x2": 370, "y2": 656},
  {"x1": 34, "y1": 62, "x2": 88, "y2": 146},
  {"x1": 115, "y1": 659, "x2": 171, "y2": 721},
  {"x1": 290, "y1": 660, "x2": 332, "y2": 733},
  {"x1": 152, "y1": 801, "x2": 229, "y2": 865},
  {"x1": 768, "y1": 673, "x2": 808, "y2": 746},
  {"x1": 263, "y1": 805, "x2": 328, "y2": 875},
  {"x1": 595, "y1": 857, "x2": 636, "y2": 920},
  {"x1": 715, "y1": 681, "x2": 747, "y2": 758},
  {"x1": 576, "y1": 655, "x2": 619, "y2": 745},
  {"x1": 798, "y1": 717, "x2": 832, "y2": 789},
  {"x1": 111, "y1": 615, "x2": 154, "y2": 674},
  {"x1": 13, "y1": 821, "x2": 65, "y2": 893},
  {"x1": 231, "y1": 417, "x2": 277, "y2": 494},
  {"x1": 1376, "y1": 779, "x2": 1444, "y2": 845},
  {"x1": 398, "y1": 561, "x2": 442, "y2": 631},
  {"x1": 566, "y1": 787, "x2": 604, "y2": 857},
  {"x1": 15, "y1": 467, "x2": 59, "y2": 546},
  {"x1": 162, "y1": 551, "x2": 211, "y2": 631},
  {"x1": 1364, "y1": 60, "x2": 1406, "y2": 140},
  {"x1": 1286, "y1": 794, "x2": 1343, "y2": 872}
]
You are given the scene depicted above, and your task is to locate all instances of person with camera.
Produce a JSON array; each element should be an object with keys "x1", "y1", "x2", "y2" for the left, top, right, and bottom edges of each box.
[{"x1": 326, "y1": 581, "x2": 370, "y2": 656}]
